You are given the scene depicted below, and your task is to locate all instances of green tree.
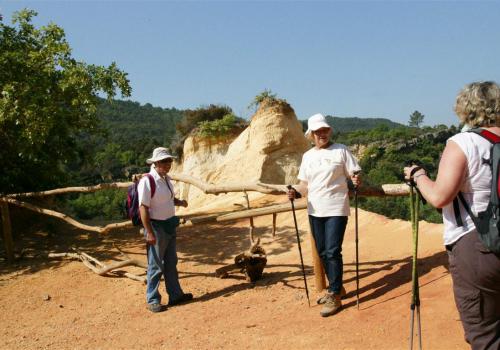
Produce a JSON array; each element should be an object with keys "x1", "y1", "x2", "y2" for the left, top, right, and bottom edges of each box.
[
  {"x1": 408, "y1": 110, "x2": 425, "y2": 128},
  {"x1": 0, "y1": 10, "x2": 131, "y2": 194}
]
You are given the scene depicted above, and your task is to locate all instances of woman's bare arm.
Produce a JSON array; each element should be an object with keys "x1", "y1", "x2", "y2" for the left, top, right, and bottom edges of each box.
[{"x1": 405, "y1": 141, "x2": 467, "y2": 208}]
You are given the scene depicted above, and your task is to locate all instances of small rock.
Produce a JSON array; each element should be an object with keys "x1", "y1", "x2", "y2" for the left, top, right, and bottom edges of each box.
[
  {"x1": 59, "y1": 304, "x2": 64, "y2": 308},
  {"x1": 42, "y1": 294, "x2": 51, "y2": 301},
  {"x1": 294, "y1": 293, "x2": 304, "y2": 301},
  {"x1": 245, "y1": 324, "x2": 257, "y2": 328}
]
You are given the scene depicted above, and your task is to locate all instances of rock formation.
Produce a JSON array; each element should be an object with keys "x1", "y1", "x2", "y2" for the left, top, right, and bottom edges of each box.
[{"x1": 174, "y1": 99, "x2": 310, "y2": 211}]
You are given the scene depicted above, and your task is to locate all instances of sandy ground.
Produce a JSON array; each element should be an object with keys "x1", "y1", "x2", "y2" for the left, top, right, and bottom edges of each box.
[{"x1": 0, "y1": 200, "x2": 468, "y2": 350}]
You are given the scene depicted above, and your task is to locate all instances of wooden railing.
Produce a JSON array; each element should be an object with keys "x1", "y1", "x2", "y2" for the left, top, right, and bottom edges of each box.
[{"x1": 0, "y1": 173, "x2": 411, "y2": 265}]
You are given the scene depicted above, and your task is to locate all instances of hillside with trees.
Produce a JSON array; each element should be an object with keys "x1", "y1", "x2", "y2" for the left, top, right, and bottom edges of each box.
[
  {"x1": 73, "y1": 98, "x2": 184, "y2": 185},
  {"x1": 337, "y1": 124, "x2": 459, "y2": 223},
  {"x1": 0, "y1": 11, "x2": 459, "y2": 225}
]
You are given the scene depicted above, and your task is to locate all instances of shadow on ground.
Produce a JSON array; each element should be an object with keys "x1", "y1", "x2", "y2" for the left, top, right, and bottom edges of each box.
[{"x1": 1, "y1": 207, "x2": 449, "y2": 307}]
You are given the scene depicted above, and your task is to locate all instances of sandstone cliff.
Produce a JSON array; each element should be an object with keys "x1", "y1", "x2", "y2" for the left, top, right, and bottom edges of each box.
[{"x1": 174, "y1": 99, "x2": 310, "y2": 212}]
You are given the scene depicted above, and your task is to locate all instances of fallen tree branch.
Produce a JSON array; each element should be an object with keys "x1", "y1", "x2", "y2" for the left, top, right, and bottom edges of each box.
[
  {"x1": 1, "y1": 197, "x2": 113, "y2": 233},
  {"x1": 216, "y1": 184, "x2": 414, "y2": 222},
  {"x1": 49, "y1": 248, "x2": 147, "y2": 284},
  {"x1": 6, "y1": 182, "x2": 131, "y2": 198}
]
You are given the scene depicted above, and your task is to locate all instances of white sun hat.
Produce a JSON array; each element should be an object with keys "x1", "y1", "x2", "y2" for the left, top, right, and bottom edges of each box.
[
  {"x1": 146, "y1": 147, "x2": 176, "y2": 164},
  {"x1": 305, "y1": 113, "x2": 331, "y2": 138}
]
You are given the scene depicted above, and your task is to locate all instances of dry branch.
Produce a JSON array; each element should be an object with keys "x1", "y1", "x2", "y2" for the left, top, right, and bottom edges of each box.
[
  {"x1": 6, "y1": 182, "x2": 131, "y2": 198},
  {"x1": 4, "y1": 171, "x2": 411, "y2": 199},
  {"x1": 169, "y1": 173, "x2": 288, "y2": 195},
  {"x1": 49, "y1": 248, "x2": 146, "y2": 284},
  {"x1": 0, "y1": 197, "x2": 132, "y2": 234},
  {"x1": 216, "y1": 184, "x2": 414, "y2": 222}
]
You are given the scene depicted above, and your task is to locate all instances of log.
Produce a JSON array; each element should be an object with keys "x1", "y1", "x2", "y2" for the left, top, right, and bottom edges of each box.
[
  {"x1": 310, "y1": 231, "x2": 326, "y2": 292},
  {"x1": 360, "y1": 184, "x2": 412, "y2": 197},
  {"x1": 1, "y1": 202, "x2": 15, "y2": 264},
  {"x1": 6, "y1": 182, "x2": 131, "y2": 198},
  {"x1": 169, "y1": 173, "x2": 287, "y2": 195},
  {"x1": 4, "y1": 172, "x2": 411, "y2": 199},
  {"x1": 217, "y1": 200, "x2": 308, "y2": 222}
]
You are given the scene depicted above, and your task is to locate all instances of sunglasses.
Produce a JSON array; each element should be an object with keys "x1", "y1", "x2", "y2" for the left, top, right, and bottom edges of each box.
[{"x1": 157, "y1": 158, "x2": 173, "y2": 164}]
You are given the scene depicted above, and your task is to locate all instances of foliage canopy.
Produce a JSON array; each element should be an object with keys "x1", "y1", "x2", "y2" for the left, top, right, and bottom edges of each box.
[
  {"x1": 197, "y1": 113, "x2": 246, "y2": 138},
  {"x1": 0, "y1": 9, "x2": 131, "y2": 194}
]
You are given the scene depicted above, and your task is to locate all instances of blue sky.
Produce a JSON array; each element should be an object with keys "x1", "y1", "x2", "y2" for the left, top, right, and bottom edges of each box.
[{"x1": 1, "y1": 1, "x2": 500, "y2": 126}]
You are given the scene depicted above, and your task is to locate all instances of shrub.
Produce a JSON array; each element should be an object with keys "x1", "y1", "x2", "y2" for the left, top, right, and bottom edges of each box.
[{"x1": 197, "y1": 114, "x2": 242, "y2": 138}]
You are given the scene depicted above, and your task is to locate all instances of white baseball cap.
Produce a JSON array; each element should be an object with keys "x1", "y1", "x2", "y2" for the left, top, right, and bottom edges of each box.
[
  {"x1": 305, "y1": 113, "x2": 331, "y2": 138},
  {"x1": 146, "y1": 147, "x2": 176, "y2": 164}
]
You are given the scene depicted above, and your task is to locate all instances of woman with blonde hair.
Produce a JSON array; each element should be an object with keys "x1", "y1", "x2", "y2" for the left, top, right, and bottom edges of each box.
[{"x1": 404, "y1": 81, "x2": 500, "y2": 349}]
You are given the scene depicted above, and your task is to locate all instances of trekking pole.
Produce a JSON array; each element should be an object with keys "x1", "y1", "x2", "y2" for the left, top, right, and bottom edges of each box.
[
  {"x1": 287, "y1": 185, "x2": 311, "y2": 307},
  {"x1": 353, "y1": 171, "x2": 361, "y2": 310},
  {"x1": 408, "y1": 183, "x2": 422, "y2": 350}
]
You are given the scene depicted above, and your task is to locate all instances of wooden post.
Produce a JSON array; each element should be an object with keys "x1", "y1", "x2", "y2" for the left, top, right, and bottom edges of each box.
[
  {"x1": 272, "y1": 213, "x2": 277, "y2": 237},
  {"x1": 1, "y1": 202, "x2": 15, "y2": 264},
  {"x1": 309, "y1": 230, "x2": 326, "y2": 292},
  {"x1": 182, "y1": 183, "x2": 191, "y2": 202},
  {"x1": 243, "y1": 191, "x2": 254, "y2": 243}
]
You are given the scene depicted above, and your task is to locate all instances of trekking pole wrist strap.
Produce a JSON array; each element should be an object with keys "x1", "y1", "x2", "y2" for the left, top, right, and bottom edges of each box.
[
  {"x1": 286, "y1": 185, "x2": 302, "y2": 199},
  {"x1": 409, "y1": 166, "x2": 425, "y2": 179}
]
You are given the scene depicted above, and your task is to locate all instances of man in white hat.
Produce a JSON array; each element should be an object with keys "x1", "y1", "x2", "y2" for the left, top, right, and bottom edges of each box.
[
  {"x1": 288, "y1": 113, "x2": 362, "y2": 317},
  {"x1": 139, "y1": 147, "x2": 192, "y2": 313}
]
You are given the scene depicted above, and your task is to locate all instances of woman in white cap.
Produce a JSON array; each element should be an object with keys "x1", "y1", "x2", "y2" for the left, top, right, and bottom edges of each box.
[
  {"x1": 139, "y1": 147, "x2": 192, "y2": 313},
  {"x1": 288, "y1": 113, "x2": 361, "y2": 317}
]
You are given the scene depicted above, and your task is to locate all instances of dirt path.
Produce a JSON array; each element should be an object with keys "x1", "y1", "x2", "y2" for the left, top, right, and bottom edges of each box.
[{"x1": 0, "y1": 206, "x2": 467, "y2": 349}]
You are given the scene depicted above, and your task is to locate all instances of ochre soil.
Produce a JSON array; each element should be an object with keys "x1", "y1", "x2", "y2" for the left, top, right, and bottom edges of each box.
[{"x1": 0, "y1": 200, "x2": 468, "y2": 349}]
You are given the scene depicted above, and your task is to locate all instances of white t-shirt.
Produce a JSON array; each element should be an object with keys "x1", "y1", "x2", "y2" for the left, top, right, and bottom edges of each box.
[
  {"x1": 442, "y1": 132, "x2": 492, "y2": 245},
  {"x1": 138, "y1": 168, "x2": 175, "y2": 220},
  {"x1": 298, "y1": 143, "x2": 361, "y2": 217}
]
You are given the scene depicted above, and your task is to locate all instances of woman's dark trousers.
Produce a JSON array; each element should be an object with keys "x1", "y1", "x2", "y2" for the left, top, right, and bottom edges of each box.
[{"x1": 309, "y1": 215, "x2": 348, "y2": 295}]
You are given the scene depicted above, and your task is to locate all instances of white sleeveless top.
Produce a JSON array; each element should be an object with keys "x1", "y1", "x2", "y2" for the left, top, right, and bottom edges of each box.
[{"x1": 442, "y1": 132, "x2": 492, "y2": 245}]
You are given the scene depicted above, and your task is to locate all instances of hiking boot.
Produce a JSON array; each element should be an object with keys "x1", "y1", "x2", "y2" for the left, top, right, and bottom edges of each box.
[
  {"x1": 317, "y1": 286, "x2": 346, "y2": 304},
  {"x1": 147, "y1": 303, "x2": 165, "y2": 313},
  {"x1": 168, "y1": 293, "x2": 193, "y2": 306},
  {"x1": 319, "y1": 293, "x2": 342, "y2": 317}
]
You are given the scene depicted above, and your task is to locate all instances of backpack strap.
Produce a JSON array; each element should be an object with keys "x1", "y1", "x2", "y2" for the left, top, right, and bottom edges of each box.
[
  {"x1": 468, "y1": 128, "x2": 500, "y2": 143},
  {"x1": 452, "y1": 197, "x2": 464, "y2": 227},
  {"x1": 145, "y1": 173, "x2": 156, "y2": 198},
  {"x1": 164, "y1": 176, "x2": 174, "y2": 199},
  {"x1": 456, "y1": 192, "x2": 481, "y2": 229},
  {"x1": 469, "y1": 128, "x2": 500, "y2": 205}
]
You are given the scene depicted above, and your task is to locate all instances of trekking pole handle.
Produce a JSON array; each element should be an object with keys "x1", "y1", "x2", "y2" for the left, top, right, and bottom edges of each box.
[
  {"x1": 352, "y1": 170, "x2": 361, "y2": 190},
  {"x1": 406, "y1": 166, "x2": 428, "y2": 205},
  {"x1": 286, "y1": 185, "x2": 302, "y2": 200}
]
